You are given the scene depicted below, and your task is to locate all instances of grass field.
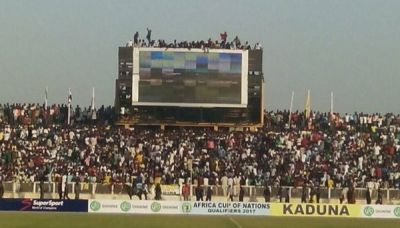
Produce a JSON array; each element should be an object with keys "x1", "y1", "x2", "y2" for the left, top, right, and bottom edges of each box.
[{"x1": 0, "y1": 213, "x2": 399, "y2": 228}]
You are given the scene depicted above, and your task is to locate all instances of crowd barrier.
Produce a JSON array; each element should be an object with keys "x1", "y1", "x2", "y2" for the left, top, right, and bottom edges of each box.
[
  {"x1": 0, "y1": 199, "x2": 399, "y2": 218},
  {"x1": 3, "y1": 182, "x2": 400, "y2": 204}
]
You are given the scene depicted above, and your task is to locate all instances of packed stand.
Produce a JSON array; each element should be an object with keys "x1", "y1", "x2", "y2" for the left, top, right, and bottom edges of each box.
[{"x1": 0, "y1": 106, "x2": 400, "y2": 198}]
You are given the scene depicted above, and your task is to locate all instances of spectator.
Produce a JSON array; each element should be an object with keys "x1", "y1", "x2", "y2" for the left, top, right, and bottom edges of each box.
[
  {"x1": 366, "y1": 188, "x2": 371, "y2": 204},
  {"x1": 227, "y1": 185, "x2": 234, "y2": 201},
  {"x1": 39, "y1": 176, "x2": 45, "y2": 199},
  {"x1": 195, "y1": 184, "x2": 204, "y2": 201},
  {"x1": 376, "y1": 188, "x2": 383, "y2": 204},
  {"x1": 74, "y1": 174, "x2": 80, "y2": 200},
  {"x1": 206, "y1": 186, "x2": 212, "y2": 201},
  {"x1": 316, "y1": 186, "x2": 321, "y2": 203},
  {"x1": 284, "y1": 188, "x2": 290, "y2": 203},
  {"x1": 239, "y1": 187, "x2": 244, "y2": 202},
  {"x1": 134, "y1": 32, "x2": 139, "y2": 46},
  {"x1": 182, "y1": 184, "x2": 190, "y2": 201},
  {"x1": 146, "y1": 28, "x2": 152, "y2": 46},
  {"x1": 155, "y1": 183, "x2": 162, "y2": 200},
  {"x1": 0, "y1": 172, "x2": 4, "y2": 199},
  {"x1": 263, "y1": 185, "x2": 271, "y2": 202},
  {"x1": 278, "y1": 186, "x2": 283, "y2": 203},
  {"x1": 301, "y1": 185, "x2": 308, "y2": 203}
]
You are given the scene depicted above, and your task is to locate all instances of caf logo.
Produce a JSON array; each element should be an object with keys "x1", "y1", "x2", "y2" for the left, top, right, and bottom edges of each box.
[
  {"x1": 90, "y1": 201, "x2": 101, "y2": 211},
  {"x1": 120, "y1": 201, "x2": 132, "y2": 212},
  {"x1": 394, "y1": 207, "x2": 400, "y2": 217},
  {"x1": 363, "y1": 206, "x2": 374, "y2": 216},
  {"x1": 181, "y1": 202, "x2": 192, "y2": 213},
  {"x1": 151, "y1": 202, "x2": 162, "y2": 212}
]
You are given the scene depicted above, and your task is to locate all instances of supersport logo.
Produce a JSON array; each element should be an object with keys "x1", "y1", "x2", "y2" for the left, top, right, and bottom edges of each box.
[{"x1": 20, "y1": 199, "x2": 33, "y2": 211}]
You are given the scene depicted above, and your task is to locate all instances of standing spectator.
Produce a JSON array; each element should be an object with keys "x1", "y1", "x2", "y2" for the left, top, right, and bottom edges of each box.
[
  {"x1": 220, "y1": 31, "x2": 227, "y2": 48},
  {"x1": 221, "y1": 174, "x2": 228, "y2": 197},
  {"x1": 57, "y1": 180, "x2": 63, "y2": 199},
  {"x1": 142, "y1": 183, "x2": 148, "y2": 200},
  {"x1": 263, "y1": 185, "x2": 271, "y2": 202},
  {"x1": 309, "y1": 186, "x2": 316, "y2": 203},
  {"x1": 227, "y1": 185, "x2": 234, "y2": 201},
  {"x1": 376, "y1": 188, "x2": 383, "y2": 204},
  {"x1": 284, "y1": 188, "x2": 290, "y2": 203},
  {"x1": 239, "y1": 187, "x2": 245, "y2": 202},
  {"x1": 154, "y1": 183, "x2": 162, "y2": 200},
  {"x1": 195, "y1": 184, "x2": 204, "y2": 201},
  {"x1": 220, "y1": 31, "x2": 227, "y2": 42},
  {"x1": 0, "y1": 173, "x2": 4, "y2": 199},
  {"x1": 347, "y1": 186, "x2": 356, "y2": 204},
  {"x1": 39, "y1": 176, "x2": 45, "y2": 199},
  {"x1": 206, "y1": 186, "x2": 212, "y2": 201},
  {"x1": 301, "y1": 185, "x2": 308, "y2": 203},
  {"x1": 74, "y1": 174, "x2": 80, "y2": 200},
  {"x1": 134, "y1": 32, "x2": 139, "y2": 46},
  {"x1": 63, "y1": 173, "x2": 70, "y2": 200},
  {"x1": 146, "y1": 28, "x2": 152, "y2": 46},
  {"x1": 182, "y1": 184, "x2": 190, "y2": 201},
  {"x1": 366, "y1": 188, "x2": 371, "y2": 204},
  {"x1": 278, "y1": 186, "x2": 283, "y2": 203},
  {"x1": 316, "y1": 186, "x2": 321, "y2": 203},
  {"x1": 339, "y1": 188, "x2": 347, "y2": 204}
]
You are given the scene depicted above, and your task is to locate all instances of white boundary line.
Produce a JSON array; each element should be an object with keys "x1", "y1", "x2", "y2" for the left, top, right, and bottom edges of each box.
[{"x1": 228, "y1": 215, "x2": 243, "y2": 228}]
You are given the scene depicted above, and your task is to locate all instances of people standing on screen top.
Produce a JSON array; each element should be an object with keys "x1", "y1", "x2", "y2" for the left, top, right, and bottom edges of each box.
[
  {"x1": 366, "y1": 188, "x2": 372, "y2": 204},
  {"x1": 316, "y1": 185, "x2": 321, "y2": 203},
  {"x1": 134, "y1": 32, "x2": 139, "y2": 46},
  {"x1": 376, "y1": 188, "x2": 383, "y2": 204},
  {"x1": 220, "y1": 31, "x2": 227, "y2": 48},
  {"x1": 146, "y1": 28, "x2": 152, "y2": 46},
  {"x1": 254, "y1": 42, "x2": 262, "y2": 50},
  {"x1": 233, "y1": 36, "x2": 241, "y2": 49},
  {"x1": 220, "y1": 31, "x2": 227, "y2": 42}
]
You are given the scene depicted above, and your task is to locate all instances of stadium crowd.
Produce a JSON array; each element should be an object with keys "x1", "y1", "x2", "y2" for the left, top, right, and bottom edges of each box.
[
  {"x1": 0, "y1": 103, "x2": 400, "y2": 201},
  {"x1": 126, "y1": 29, "x2": 262, "y2": 51}
]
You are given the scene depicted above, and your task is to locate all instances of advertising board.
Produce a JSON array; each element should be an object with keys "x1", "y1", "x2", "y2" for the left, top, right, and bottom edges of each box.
[
  {"x1": 181, "y1": 201, "x2": 270, "y2": 216},
  {"x1": 89, "y1": 200, "x2": 270, "y2": 216},
  {"x1": 88, "y1": 200, "x2": 181, "y2": 214},
  {"x1": 361, "y1": 205, "x2": 400, "y2": 219},
  {"x1": 270, "y1": 203, "x2": 361, "y2": 218},
  {"x1": 0, "y1": 199, "x2": 88, "y2": 212}
]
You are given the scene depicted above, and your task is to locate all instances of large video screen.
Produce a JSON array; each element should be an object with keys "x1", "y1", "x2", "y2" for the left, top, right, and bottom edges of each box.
[{"x1": 132, "y1": 48, "x2": 248, "y2": 107}]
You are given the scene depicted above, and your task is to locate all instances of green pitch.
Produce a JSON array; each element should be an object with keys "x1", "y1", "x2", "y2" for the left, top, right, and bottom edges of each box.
[{"x1": 0, "y1": 213, "x2": 399, "y2": 228}]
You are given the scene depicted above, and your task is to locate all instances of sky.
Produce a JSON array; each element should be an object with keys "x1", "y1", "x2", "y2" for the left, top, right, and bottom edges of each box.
[{"x1": 0, "y1": 0, "x2": 399, "y2": 114}]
